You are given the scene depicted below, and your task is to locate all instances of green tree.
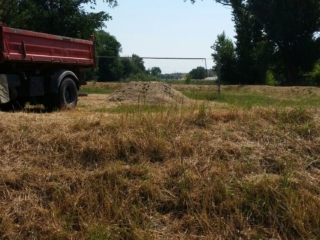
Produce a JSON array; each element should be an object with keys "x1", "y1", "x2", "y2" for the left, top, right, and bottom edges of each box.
[
  {"x1": 305, "y1": 60, "x2": 320, "y2": 85},
  {"x1": 117, "y1": 55, "x2": 147, "y2": 80},
  {"x1": 96, "y1": 30, "x2": 123, "y2": 81},
  {"x1": 150, "y1": 67, "x2": 162, "y2": 77},
  {"x1": 211, "y1": 32, "x2": 237, "y2": 84},
  {"x1": 232, "y1": 4, "x2": 274, "y2": 85},
  {"x1": 0, "y1": 0, "x2": 117, "y2": 39},
  {"x1": 189, "y1": 66, "x2": 207, "y2": 79},
  {"x1": 189, "y1": 0, "x2": 320, "y2": 85},
  {"x1": 248, "y1": 0, "x2": 320, "y2": 85},
  {"x1": 131, "y1": 54, "x2": 146, "y2": 74},
  {"x1": 120, "y1": 57, "x2": 134, "y2": 79},
  {"x1": 185, "y1": 73, "x2": 192, "y2": 84}
]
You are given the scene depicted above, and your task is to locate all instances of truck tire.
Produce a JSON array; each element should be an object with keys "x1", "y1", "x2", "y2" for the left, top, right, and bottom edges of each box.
[
  {"x1": 44, "y1": 78, "x2": 78, "y2": 111},
  {"x1": 58, "y1": 78, "x2": 78, "y2": 109}
]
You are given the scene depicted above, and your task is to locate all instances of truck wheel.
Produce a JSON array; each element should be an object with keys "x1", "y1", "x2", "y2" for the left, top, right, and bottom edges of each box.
[
  {"x1": 43, "y1": 78, "x2": 78, "y2": 111},
  {"x1": 58, "y1": 78, "x2": 78, "y2": 109}
]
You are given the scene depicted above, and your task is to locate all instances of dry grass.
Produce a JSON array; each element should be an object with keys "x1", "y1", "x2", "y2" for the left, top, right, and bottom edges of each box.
[
  {"x1": 173, "y1": 84, "x2": 320, "y2": 98},
  {"x1": 1, "y1": 84, "x2": 320, "y2": 239}
]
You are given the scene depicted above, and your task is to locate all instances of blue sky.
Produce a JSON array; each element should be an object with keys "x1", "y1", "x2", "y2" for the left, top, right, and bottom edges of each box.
[{"x1": 85, "y1": 0, "x2": 235, "y2": 70}]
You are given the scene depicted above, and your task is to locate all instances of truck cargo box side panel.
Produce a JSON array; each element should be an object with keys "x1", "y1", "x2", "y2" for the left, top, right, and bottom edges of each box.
[{"x1": 1, "y1": 26, "x2": 95, "y2": 67}]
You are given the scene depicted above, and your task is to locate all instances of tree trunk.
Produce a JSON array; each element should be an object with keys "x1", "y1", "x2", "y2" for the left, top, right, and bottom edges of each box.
[
  {"x1": 285, "y1": 62, "x2": 299, "y2": 86},
  {"x1": 282, "y1": 45, "x2": 299, "y2": 86}
]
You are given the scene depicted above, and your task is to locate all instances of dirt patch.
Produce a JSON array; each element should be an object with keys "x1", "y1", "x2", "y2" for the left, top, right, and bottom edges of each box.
[{"x1": 106, "y1": 81, "x2": 190, "y2": 105}]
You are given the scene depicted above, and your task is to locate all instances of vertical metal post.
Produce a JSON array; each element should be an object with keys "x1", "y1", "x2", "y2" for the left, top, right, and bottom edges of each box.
[
  {"x1": 217, "y1": 47, "x2": 221, "y2": 97},
  {"x1": 204, "y1": 58, "x2": 208, "y2": 78}
]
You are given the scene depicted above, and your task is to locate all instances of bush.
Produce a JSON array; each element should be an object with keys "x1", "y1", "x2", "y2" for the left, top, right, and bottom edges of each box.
[
  {"x1": 185, "y1": 74, "x2": 192, "y2": 84},
  {"x1": 265, "y1": 70, "x2": 279, "y2": 86},
  {"x1": 302, "y1": 61, "x2": 320, "y2": 85},
  {"x1": 189, "y1": 67, "x2": 207, "y2": 80},
  {"x1": 310, "y1": 62, "x2": 320, "y2": 84}
]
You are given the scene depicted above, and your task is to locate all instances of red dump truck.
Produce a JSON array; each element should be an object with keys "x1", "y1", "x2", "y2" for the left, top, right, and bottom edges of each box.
[{"x1": 0, "y1": 23, "x2": 95, "y2": 111}]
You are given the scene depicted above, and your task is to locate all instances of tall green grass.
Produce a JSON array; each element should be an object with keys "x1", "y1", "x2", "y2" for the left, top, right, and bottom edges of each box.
[
  {"x1": 183, "y1": 89, "x2": 320, "y2": 108},
  {"x1": 80, "y1": 82, "x2": 121, "y2": 94},
  {"x1": 162, "y1": 79, "x2": 216, "y2": 85},
  {"x1": 94, "y1": 104, "x2": 169, "y2": 114}
]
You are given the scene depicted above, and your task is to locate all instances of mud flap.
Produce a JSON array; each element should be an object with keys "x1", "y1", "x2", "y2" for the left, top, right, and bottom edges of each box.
[{"x1": 0, "y1": 74, "x2": 10, "y2": 104}]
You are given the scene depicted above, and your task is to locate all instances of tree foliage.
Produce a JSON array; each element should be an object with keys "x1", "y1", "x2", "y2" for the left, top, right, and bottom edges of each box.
[
  {"x1": 149, "y1": 67, "x2": 162, "y2": 77},
  {"x1": 96, "y1": 52, "x2": 150, "y2": 82},
  {"x1": 131, "y1": 54, "x2": 146, "y2": 74},
  {"x1": 0, "y1": 0, "x2": 117, "y2": 39},
  {"x1": 118, "y1": 54, "x2": 147, "y2": 79},
  {"x1": 120, "y1": 57, "x2": 134, "y2": 79},
  {"x1": 96, "y1": 31, "x2": 123, "y2": 81},
  {"x1": 305, "y1": 60, "x2": 320, "y2": 85},
  {"x1": 246, "y1": 0, "x2": 320, "y2": 85},
  {"x1": 211, "y1": 32, "x2": 237, "y2": 84},
  {"x1": 189, "y1": 0, "x2": 320, "y2": 85},
  {"x1": 189, "y1": 66, "x2": 207, "y2": 79}
]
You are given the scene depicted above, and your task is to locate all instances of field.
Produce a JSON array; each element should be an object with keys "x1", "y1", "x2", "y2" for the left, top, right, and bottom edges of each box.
[{"x1": 1, "y1": 82, "x2": 320, "y2": 239}]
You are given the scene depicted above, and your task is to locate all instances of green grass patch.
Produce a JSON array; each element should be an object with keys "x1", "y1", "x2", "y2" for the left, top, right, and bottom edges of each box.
[
  {"x1": 183, "y1": 90, "x2": 217, "y2": 101},
  {"x1": 163, "y1": 79, "x2": 216, "y2": 85},
  {"x1": 183, "y1": 89, "x2": 320, "y2": 108},
  {"x1": 93, "y1": 104, "x2": 171, "y2": 114},
  {"x1": 79, "y1": 87, "x2": 114, "y2": 94},
  {"x1": 215, "y1": 93, "x2": 292, "y2": 108},
  {"x1": 80, "y1": 83, "x2": 120, "y2": 94}
]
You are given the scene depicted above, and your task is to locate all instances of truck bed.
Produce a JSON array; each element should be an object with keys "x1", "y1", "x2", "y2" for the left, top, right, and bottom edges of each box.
[{"x1": 0, "y1": 24, "x2": 95, "y2": 67}]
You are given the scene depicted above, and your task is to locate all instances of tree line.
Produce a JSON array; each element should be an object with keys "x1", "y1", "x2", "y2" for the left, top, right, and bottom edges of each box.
[
  {"x1": 0, "y1": 0, "x2": 117, "y2": 40},
  {"x1": 3, "y1": 0, "x2": 318, "y2": 85},
  {"x1": 190, "y1": 0, "x2": 320, "y2": 86},
  {"x1": 0, "y1": 0, "x2": 152, "y2": 81},
  {"x1": 0, "y1": 0, "x2": 169, "y2": 82}
]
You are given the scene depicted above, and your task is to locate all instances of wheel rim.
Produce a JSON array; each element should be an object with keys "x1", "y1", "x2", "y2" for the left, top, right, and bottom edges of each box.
[
  {"x1": 65, "y1": 87, "x2": 74, "y2": 103},
  {"x1": 59, "y1": 79, "x2": 77, "y2": 109}
]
